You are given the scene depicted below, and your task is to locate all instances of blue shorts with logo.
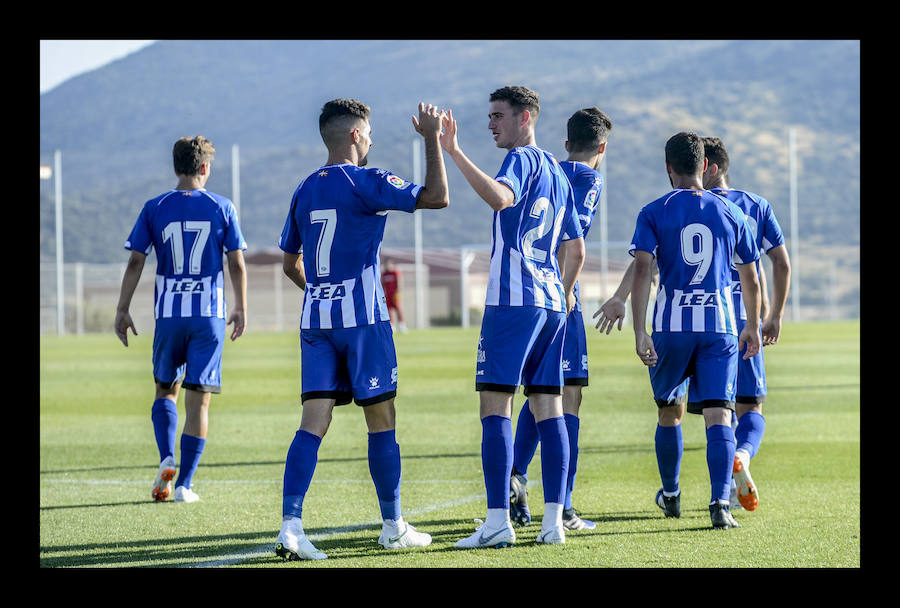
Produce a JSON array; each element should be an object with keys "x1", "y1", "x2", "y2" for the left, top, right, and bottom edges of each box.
[
  {"x1": 562, "y1": 309, "x2": 589, "y2": 386},
  {"x1": 735, "y1": 317, "x2": 767, "y2": 403},
  {"x1": 476, "y1": 305, "x2": 567, "y2": 395},
  {"x1": 153, "y1": 317, "x2": 226, "y2": 393},
  {"x1": 300, "y1": 320, "x2": 398, "y2": 406},
  {"x1": 649, "y1": 331, "x2": 738, "y2": 414}
]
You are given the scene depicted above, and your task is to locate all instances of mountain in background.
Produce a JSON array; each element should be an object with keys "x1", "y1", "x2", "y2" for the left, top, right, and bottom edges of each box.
[{"x1": 40, "y1": 39, "x2": 860, "y2": 267}]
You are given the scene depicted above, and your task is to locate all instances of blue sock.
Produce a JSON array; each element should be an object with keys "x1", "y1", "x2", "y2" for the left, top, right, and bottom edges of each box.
[
  {"x1": 655, "y1": 424, "x2": 683, "y2": 494},
  {"x1": 735, "y1": 410, "x2": 766, "y2": 459},
  {"x1": 482, "y1": 415, "x2": 513, "y2": 510},
  {"x1": 368, "y1": 429, "x2": 402, "y2": 521},
  {"x1": 563, "y1": 414, "x2": 580, "y2": 510},
  {"x1": 536, "y1": 417, "x2": 569, "y2": 505},
  {"x1": 706, "y1": 424, "x2": 736, "y2": 504},
  {"x1": 151, "y1": 399, "x2": 178, "y2": 462},
  {"x1": 512, "y1": 401, "x2": 539, "y2": 479},
  {"x1": 282, "y1": 430, "x2": 322, "y2": 519},
  {"x1": 175, "y1": 433, "x2": 206, "y2": 489}
]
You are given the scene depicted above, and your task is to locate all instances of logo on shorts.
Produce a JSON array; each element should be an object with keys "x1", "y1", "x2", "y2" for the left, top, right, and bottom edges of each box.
[
  {"x1": 391, "y1": 367, "x2": 398, "y2": 384},
  {"x1": 477, "y1": 336, "x2": 486, "y2": 363},
  {"x1": 369, "y1": 377, "x2": 380, "y2": 389},
  {"x1": 581, "y1": 355, "x2": 589, "y2": 370},
  {"x1": 387, "y1": 175, "x2": 406, "y2": 189},
  {"x1": 561, "y1": 359, "x2": 571, "y2": 372}
]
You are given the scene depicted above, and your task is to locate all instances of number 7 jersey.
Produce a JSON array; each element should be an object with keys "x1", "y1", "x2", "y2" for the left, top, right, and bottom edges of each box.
[
  {"x1": 279, "y1": 163, "x2": 421, "y2": 330},
  {"x1": 629, "y1": 189, "x2": 759, "y2": 334},
  {"x1": 125, "y1": 188, "x2": 247, "y2": 320}
]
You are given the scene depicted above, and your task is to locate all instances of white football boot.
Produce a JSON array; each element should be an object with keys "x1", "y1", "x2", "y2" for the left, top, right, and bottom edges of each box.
[
  {"x1": 275, "y1": 518, "x2": 328, "y2": 561},
  {"x1": 454, "y1": 519, "x2": 515, "y2": 549},
  {"x1": 732, "y1": 449, "x2": 759, "y2": 511},
  {"x1": 378, "y1": 518, "x2": 432, "y2": 549},
  {"x1": 174, "y1": 486, "x2": 200, "y2": 503},
  {"x1": 151, "y1": 456, "x2": 177, "y2": 502}
]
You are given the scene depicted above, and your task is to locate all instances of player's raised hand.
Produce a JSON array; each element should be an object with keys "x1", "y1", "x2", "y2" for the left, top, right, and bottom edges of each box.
[
  {"x1": 228, "y1": 308, "x2": 246, "y2": 341},
  {"x1": 412, "y1": 102, "x2": 444, "y2": 137},
  {"x1": 439, "y1": 109, "x2": 460, "y2": 155},
  {"x1": 114, "y1": 310, "x2": 137, "y2": 347},
  {"x1": 594, "y1": 296, "x2": 626, "y2": 334}
]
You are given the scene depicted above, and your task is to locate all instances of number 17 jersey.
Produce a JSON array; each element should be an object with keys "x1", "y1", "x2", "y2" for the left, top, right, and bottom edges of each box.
[{"x1": 279, "y1": 163, "x2": 422, "y2": 330}]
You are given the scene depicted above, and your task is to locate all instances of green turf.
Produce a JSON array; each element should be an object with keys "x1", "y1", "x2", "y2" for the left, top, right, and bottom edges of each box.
[{"x1": 39, "y1": 320, "x2": 860, "y2": 568}]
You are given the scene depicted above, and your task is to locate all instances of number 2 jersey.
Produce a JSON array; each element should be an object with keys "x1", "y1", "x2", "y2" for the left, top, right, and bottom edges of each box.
[
  {"x1": 278, "y1": 164, "x2": 421, "y2": 330},
  {"x1": 125, "y1": 188, "x2": 247, "y2": 320},
  {"x1": 709, "y1": 187, "x2": 785, "y2": 322},
  {"x1": 487, "y1": 145, "x2": 583, "y2": 311},
  {"x1": 629, "y1": 189, "x2": 759, "y2": 335}
]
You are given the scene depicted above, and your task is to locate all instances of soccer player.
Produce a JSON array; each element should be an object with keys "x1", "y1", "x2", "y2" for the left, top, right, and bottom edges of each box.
[
  {"x1": 274, "y1": 99, "x2": 450, "y2": 561},
  {"x1": 629, "y1": 132, "x2": 761, "y2": 530},
  {"x1": 440, "y1": 86, "x2": 586, "y2": 548},
  {"x1": 508, "y1": 107, "x2": 613, "y2": 532},
  {"x1": 114, "y1": 135, "x2": 248, "y2": 504},
  {"x1": 380, "y1": 258, "x2": 407, "y2": 333},
  {"x1": 701, "y1": 136, "x2": 791, "y2": 512}
]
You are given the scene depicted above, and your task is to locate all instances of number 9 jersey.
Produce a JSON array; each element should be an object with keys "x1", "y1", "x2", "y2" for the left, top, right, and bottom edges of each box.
[
  {"x1": 629, "y1": 189, "x2": 759, "y2": 335},
  {"x1": 279, "y1": 164, "x2": 421, "y2": 330}
]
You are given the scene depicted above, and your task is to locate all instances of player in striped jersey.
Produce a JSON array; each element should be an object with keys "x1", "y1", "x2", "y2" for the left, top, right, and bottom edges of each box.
[
  {"x1": 274, "y1": 99, "x2": 450, "y2": 561},
  {"x1": 630, "y1": 132, "x2": 761, "y2": 530},
  {"x1": 509, "y1": 107, "x2": 613, "y2": 532},
  {"x1": 701, "y1": 136, "x2": 791, "y2": 513},
  {"x1": 440, "y1": 86, "x2": 586, "y2": 548},
  {"x1": 115, "y1": 135, "x2": 248, "y2": 504}
]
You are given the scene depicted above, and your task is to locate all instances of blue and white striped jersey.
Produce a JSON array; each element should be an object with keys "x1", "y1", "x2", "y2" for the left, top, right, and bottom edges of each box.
[
  {"x1": 560, "y1": 160, "x2": 603, "y2": 312},
  {"x1": 279, "y1": 164, "x2": 421, "y2": 330},
  {"x1": 125, "y1": 189, "x2": 246, "y2": 320},
  {"x1": 710, "y1": 187, "x2": 786, "y2": 321},
  {"x1": 629, "y1": 189, "x2": 759, "y2": 334},
  {"x1": 485, "y1": 146, "x2": 583, "y2": 312}
]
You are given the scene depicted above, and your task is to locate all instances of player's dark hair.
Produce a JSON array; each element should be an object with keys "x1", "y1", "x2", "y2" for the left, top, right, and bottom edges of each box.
[
  {"x1": 665, "y1": 132, "x2": 705, "y2": 176},
  {"x1": 701, "y1": 136, "x2": 730, "y2": 178},
  {"x1": 490, "y1": 86, "x2": 540, "y2": 118},
  {"x1": 173, "y1": 136, "x2": 215, "y2": 176},
  {"x1": 319, "y1": 98, "x2": 371, "y2": 147},
  {"x1": 567, "y1": 107, "x2": 613, "y2": 153}
]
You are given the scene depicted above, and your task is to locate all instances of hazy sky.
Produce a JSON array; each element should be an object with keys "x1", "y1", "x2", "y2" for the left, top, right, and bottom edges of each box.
[{"x1": 40, "y1": 40, "x2": 156, "y2": 93}]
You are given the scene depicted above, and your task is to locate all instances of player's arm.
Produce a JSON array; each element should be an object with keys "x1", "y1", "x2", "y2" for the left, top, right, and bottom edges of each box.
[
  {"x1": 761, "y1": 244, "x2": 791, "y2": 345},
  {"x1": 226, "y1": 249, "x2": 247, "y2": 340},
  {"x1": 439, "y1": 110, "x2": 515, "y2": 211},
  {"x1": 736, "y1": 261, "x2": 762, "y2": 359},
  {"x1": 411, "y1": 103, "x2": 450, "y2": 210},
  {"x1": 282, "y1": 252, "x2": 306, "y2": 291},
  {"x1": 631, "y1": 250, "x2": 657, "y2": 366},
  {"x1": 559, "y1": 237, "x2": 585, "y2": 315},
  {"x1": 114, "y1": 250, "x2": 146, "y2": 346},
  {"x1": 758, "y1": 263, "x2": 770, "y2": 321}
]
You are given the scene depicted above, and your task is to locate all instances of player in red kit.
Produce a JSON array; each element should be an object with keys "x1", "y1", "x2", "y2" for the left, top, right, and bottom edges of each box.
[{"x1": 381, "y1": 259, "x2": 407, "y2": 332}]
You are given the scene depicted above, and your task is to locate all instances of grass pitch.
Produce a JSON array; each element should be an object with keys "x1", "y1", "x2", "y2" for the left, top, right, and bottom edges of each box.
[{"x1": 39, "y1": 319, "x2": 860, "y2": 568}]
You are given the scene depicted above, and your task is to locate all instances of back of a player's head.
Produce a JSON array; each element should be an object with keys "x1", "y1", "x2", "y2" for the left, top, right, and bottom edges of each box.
[
  {"x1": 490, "y1": 86, "x2": 540, "y2": 120},
  {"x1": 665, "y1": 132, "x2": 705, "y2": 176},
  {"x1": 319, "y1": 98, "x2": 371, "y2": 148},
  {"x1": 173, "y1": 136, "x2": 215, "y2": 176},
  {"x1": 701, "y1": 136, "x2": 730, "y2": 177},
  {"x1": 567, "y1": 107, "x2": 613, "y2": 153}
]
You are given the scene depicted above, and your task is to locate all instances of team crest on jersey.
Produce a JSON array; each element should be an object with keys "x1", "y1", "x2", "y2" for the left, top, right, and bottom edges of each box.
[{"x1": 386, "y1": 175, "x2": 406, "y2": 189}]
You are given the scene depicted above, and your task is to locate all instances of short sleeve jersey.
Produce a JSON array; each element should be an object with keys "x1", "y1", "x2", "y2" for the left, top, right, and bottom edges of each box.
[
  {"x1": 710, "y1": 187, "x2": 786, "y2": 321},
  {"x1": 629, "y1": 189, "x2": 759, "y2": 334},
  {"x1": 560, "y1": 160, "x2": 603, "y2": 312},
  {"x1": 125, "y1": 188, "x2": 246, "y2": 320},
  {"x1": 279, "y1": 164, "x2": 421, "y2": 329},
  {"x1": 486, "y1": 145, "x2": 583, "y2": 312}
]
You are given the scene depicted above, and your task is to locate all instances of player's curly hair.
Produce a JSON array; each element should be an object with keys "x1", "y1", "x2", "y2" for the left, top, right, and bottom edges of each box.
[
  {"x1": 490, "y1": 86, "x2": 540, "y2": 118},
  {"x1": 319, "y1": 98, "x2": 371, "y2": 147},
  {"x1": 665, "y1": 132, "x2": 705, "y2": 176},
  {"x1": 701, "y1": 136, "x2": 730, "y2": 178},
  {"x1": 567, "y1": 107, "x2": 613, "y2": 153},
  {"x1": 173, "y1": 136, "x2": 215, "y2": 176}
]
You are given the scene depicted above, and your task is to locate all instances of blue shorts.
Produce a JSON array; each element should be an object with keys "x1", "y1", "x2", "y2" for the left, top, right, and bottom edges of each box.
[
  {"x1": 562, "y1": 309, "x2": 589, "y2": 386},
  {"x1": 153, "y1": 317, "x2": 226, "y2": 393},
  {"x1": 735, "y1": 317, "x2": 767, "y2": 403},
  {"x1": 649, "y1": 332, "x2": 738, "y2": 414},
  {"x1": 476, "y1": 305, "x2": 567, "y2": 395},
  {"x1": 300, "y1": 321, "x2": 398, "y2": 406}
]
